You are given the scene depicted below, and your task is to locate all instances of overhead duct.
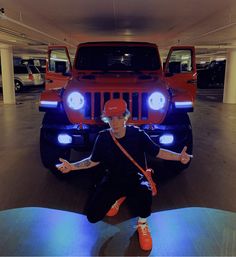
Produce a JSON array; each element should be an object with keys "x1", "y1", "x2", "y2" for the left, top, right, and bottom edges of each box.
[
  {"x1": 196, "y1": 45, "x2": 236, "y2": 49},
  {"x1": 0, "y1": 26, "x2": 47, "y2": 46},
  {"x1": 0, "y1": 9, "x2": 76, "y2": 47}
]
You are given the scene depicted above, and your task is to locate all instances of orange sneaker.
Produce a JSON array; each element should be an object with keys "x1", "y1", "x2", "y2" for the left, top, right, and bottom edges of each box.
[
  {"x1": 136, "y1": 222, "x2": 152, "y2": 251},
  {"x1": 106, "y1": 196, "x2": 126, "y2": 217}
]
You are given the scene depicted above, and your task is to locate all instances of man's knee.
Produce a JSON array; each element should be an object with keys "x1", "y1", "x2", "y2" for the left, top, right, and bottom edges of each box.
[
  {"x1": 86, "y1": 208, "x2": 104, "y2": 223},
  {"x1": 87, "y1": 214, "x2": 99, "y2": 223}
]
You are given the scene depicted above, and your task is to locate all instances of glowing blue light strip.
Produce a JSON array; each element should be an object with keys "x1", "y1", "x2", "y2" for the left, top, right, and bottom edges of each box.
[
  {"x1": 40, "y1": 101, "x2": 58, "y2": 107},
  {"x1": 175, "y1": 101, "x2": 193, "y2": 108}
]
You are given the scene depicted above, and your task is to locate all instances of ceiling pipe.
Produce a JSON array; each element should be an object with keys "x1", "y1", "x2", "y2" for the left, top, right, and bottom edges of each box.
[
  {"x1": 179, "y1": 19, "x2": 236, "y2": 45},
  {"x1": 0, "y1": 11, "x2": 76, "y2": 48},
  {"x1": 196, "y1": 45, "x2": 236, "y2": 49},
  {"x1": 0, "y1": 26, "x2": 48, "y2": 46}
]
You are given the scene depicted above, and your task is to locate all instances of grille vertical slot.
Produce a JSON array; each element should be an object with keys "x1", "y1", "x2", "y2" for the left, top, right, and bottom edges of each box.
[
  {"x1": 94, "y1": 92, "x2": 101, "y2": 119},
  {"x1": 132, "y1": 92, "x2": 139, "y2": 120}
]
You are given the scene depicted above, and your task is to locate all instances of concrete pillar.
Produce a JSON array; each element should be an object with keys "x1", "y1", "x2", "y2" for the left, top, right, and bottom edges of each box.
[
  {"x1": 223, "y1": 49, "x2": 236, "y2": 104},
  {"x1": 0, "y1": 44, "x2": 15, "y2": 104}
]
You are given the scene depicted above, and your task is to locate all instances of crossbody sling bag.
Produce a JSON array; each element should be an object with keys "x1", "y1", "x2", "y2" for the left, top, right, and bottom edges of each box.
[{"x1": 109, "y1": 130, "x2": 157, "y2": 196}]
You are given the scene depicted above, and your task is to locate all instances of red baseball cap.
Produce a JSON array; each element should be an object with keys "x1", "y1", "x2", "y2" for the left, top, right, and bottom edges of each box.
[{"x1": 103, "y1": 99, "x2": 127, "y2": 117}]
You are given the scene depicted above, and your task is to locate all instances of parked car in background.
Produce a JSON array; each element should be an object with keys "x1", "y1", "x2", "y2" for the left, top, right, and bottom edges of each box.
[
  {"x1": 197, "y1": 60, "x2": 226, "y2": 88},
  {"x1": 27, "y1": 65, "x2": 44, "y2": 86},
  {"x1": 0, "y1": 64, "x2": 44, "y2": 92},
  {"x1": 21, "y1": 58, "x2": 46, "y2": 83}
]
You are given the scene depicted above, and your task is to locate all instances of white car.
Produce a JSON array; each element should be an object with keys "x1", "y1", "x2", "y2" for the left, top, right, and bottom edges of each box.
[{"x1": 0, "y1": 64, "x2": 44, "y2": 92}]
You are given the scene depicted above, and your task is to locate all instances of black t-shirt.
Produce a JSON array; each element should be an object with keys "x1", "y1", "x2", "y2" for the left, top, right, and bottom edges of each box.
[{"x1": 90, "y1": 125, "x2": 160, "y2": 182}]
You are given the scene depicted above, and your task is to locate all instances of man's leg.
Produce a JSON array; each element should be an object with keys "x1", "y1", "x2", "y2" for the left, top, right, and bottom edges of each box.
[
  {"x1": 85, "y1": 178, "x2": 124, "y2": 223},
  {"x1": 128, "y1": 179, "x2": 153, "y2": 251}
]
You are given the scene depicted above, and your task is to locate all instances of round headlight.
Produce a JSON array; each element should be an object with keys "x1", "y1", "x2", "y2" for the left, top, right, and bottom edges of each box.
[
  {"x1": 67, "y1": 92, "x2": 84, "y2": 110},
  {"x1": 148, "y1": 92, "x2": 166, "y2": 110}
]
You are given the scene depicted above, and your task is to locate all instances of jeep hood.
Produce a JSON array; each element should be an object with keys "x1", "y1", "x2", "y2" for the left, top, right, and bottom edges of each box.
[{"x1": 62, "y1": 72, "x2": 170, "y2": 125}]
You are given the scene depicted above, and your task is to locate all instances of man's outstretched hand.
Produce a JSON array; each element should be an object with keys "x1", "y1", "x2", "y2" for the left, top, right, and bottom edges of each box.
[
  {"x1": 179, "y1": 146, "x2": 193, "y2": 164},
  {"x1": 56, "y1": 158, "x2": 73, "y2": 173}
]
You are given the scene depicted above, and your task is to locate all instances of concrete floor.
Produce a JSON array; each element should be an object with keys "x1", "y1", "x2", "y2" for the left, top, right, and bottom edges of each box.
[{"x1": 0, "y1": 88, "x2": 235, "y2": 256}]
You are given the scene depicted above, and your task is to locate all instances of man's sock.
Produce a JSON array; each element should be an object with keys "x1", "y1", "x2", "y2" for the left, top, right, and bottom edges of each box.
[{"x1": 138, "y1": 217, "x2": 147, "y2": 224}]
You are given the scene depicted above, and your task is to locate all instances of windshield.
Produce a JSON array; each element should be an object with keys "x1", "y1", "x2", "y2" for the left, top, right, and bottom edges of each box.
[
  {"x1": 76, "y1": 46, "x2": 160, "y2": 71},
  {"x1": 14, "y1": 65, "x2": 28, "y2": 74}
]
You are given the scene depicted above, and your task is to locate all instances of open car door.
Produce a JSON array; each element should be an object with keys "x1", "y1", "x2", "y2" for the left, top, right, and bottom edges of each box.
[
  {"x1": 45, "y1": 46, "x2": 72, "y2": 90},
  {"x1": 164, "y1": 46, "x2": 197, "y2": 102}
]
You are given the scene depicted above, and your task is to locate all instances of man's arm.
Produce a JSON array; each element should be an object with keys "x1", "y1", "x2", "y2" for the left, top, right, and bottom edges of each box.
[
  {"x1": 56, "y1": 156, "x2": 100, "y2": 174},
  {"x1": 156, "y1": 146, "x2": 193, "y2": 164},
  {"x1": 72, "y1": 157, "x2": 100, "y2": 170}
]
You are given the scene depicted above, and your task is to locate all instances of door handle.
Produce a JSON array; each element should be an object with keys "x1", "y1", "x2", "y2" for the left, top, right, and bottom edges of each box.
[{"x1": 46, "y1": 79, "x2": 53, "y2": 83}]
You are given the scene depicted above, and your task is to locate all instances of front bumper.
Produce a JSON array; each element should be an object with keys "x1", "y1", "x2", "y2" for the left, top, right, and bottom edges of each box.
[
  {"x1": 41, "y1": 122, "x2": 192, "y2": 151},
  {"x1": 141, "y1": 123, "x2": 192, "y2": 151},
  {"x1": 41, "y1": 124, "x2": 107, "y2": 149}
]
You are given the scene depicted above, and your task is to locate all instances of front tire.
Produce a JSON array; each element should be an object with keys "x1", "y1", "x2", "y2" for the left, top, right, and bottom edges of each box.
[
  {"x1": 148, "y1": 113, "x2": 193, "y2": 179},
  {"x1": 14, "y1": 80, "x2": 23, "y2": 92},
  {"x1": 162, "y1": 129, "x2": 193, "y2": 173},
  {"x1": 40, "y1": 112, "x2": 72, "y2": 176},
  {"x1": 40, "y1": 129, "x2": 71, "y2": 176}
]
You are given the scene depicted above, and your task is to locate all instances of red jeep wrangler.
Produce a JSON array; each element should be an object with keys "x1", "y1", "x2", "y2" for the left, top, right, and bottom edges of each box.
[{"x1": 39, "y1": 42, "x2": 196, "y2": 174}]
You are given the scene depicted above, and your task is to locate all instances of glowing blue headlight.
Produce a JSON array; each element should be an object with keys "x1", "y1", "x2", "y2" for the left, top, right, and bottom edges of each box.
[
  {"x1": 148, "y1": 92, "x2": 166, "y2": 110},
  {"x1": 67, "y1": 92, "x2": 84, "y2": 110},
  {"x1": 58, "y1": 134, "x2": 72, "y2": 144},
  {"x1": 159, "y1": 134, "x2": 174, "y2": 145}
]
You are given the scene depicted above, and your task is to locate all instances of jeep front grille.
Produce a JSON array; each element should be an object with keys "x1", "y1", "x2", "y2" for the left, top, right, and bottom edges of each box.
[{"x1": 84, "y1": 92, "x2": 149, "y2": 120}]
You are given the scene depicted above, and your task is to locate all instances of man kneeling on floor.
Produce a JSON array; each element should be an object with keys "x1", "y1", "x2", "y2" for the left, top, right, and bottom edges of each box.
[{"x1": 56, "y1": 98, "x2": 191, "y2": 251}]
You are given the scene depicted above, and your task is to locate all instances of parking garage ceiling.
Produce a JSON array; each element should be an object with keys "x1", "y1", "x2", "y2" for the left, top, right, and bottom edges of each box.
[{"x1": 1, "y1": 0, "x2": 236, "y2": 61}]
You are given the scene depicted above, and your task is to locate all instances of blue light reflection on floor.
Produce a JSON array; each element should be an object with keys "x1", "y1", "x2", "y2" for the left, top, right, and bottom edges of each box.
[
  {"x1": 0, "y1": 207, "x2": 235, "y2": 256},
  {"x1": 149, "y1": 207, "x2": 236, "y2": 256}
]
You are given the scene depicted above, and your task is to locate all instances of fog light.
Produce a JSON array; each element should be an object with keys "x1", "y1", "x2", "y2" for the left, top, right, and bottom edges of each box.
[
  {"x1": 58, "y1": 134, "x2": 72, "y2": 144},
  {"x1": 159, "y1": 134, "x2": 174, "y2": 145}
]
